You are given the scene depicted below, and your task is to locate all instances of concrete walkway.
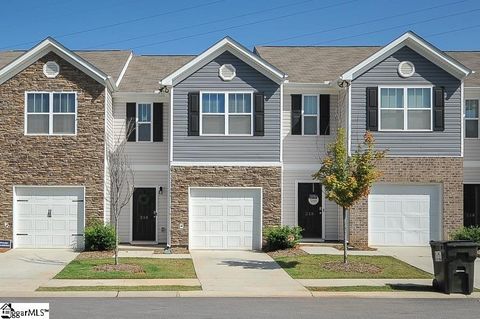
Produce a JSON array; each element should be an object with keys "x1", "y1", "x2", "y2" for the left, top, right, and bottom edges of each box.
[
  {"x1": 0, "y1": 249, "x2": 78, "y2": 292},
  {"x1": 300, "y1": 245, "x2": 385, "y2": 256},
  {"x1": 190, "y1": 250, "x2": 310, "y2": 296}
]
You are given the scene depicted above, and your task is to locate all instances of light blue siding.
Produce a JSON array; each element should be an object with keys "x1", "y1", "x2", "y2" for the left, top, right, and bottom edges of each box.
[
  {"x1": 350, "y1": 46, "x2": 462, "y2": 156},
  {"x1": 172, "y1": 51, "x2": 281, "y2": 162}
]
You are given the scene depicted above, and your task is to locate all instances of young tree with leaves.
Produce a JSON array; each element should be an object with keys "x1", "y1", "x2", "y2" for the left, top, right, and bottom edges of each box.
[{"x1": 313, "y1": 128, "x2": 385, "y2": 263}]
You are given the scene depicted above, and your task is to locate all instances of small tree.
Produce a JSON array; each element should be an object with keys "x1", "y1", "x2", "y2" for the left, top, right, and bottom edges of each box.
[
  {"x1": 108, "y1": 121, "x2": 135, "y2": 265},
  {"x1": 313, "y1": 128, "x2": 385, "y2": 263}
]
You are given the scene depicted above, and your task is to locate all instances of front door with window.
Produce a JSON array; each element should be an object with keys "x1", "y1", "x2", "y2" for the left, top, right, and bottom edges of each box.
[
  {"x1": 133, "y1": 188, "x2": 156, "y2": 241},
  {"x1": 464, "y1": 184, "x2": 480, "y2": 227},
  {"x1": 297, "y1": 182, "x2": 323, "y2": 238}
]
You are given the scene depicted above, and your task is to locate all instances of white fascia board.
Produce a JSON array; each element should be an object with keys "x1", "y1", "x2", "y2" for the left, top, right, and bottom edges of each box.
[
  {"x1": 0, "y1": 37, "x2": 111, "y2": 88},
  {"x1": 341, "y1": 31, "x2": 471, "y2": 81},
  {"x1": 115, "y1": 51, "x2": 133, "y2": 87},
  {"x1": 160, "y1": 37, "x2": 287, "y2": 86}
]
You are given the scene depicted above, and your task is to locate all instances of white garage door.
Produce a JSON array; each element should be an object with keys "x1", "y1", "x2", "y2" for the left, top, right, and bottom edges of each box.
[
  {"x1": 189, "y1": 188, "x2": 261, "y2": 250},
  {"x1": 14, "y1": 187, "x2": 85, "y2": 249},
  {"x1": 368, "y1": 184, "x2": 441, "y2": 246}
]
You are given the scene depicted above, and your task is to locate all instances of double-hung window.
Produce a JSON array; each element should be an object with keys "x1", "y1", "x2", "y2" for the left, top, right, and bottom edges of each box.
[
  {"x1": 201, "y1": 92, "x2": 252, "y2": 135},
  {"x1": 26, "y1": 92, "x2": 77, "y2": 135},
  {"x1": 302, "y1": 95, "x2": 319, "y2": 135},
  {"x1": 379, "y1": 87, "x2": 432, "y2": 131},
  {"x1": 465, "y1": 99, "x2": 479, "y2": 138},
  {"x1": 137, "y1": 103, "x2": 152, "y2": 142}
]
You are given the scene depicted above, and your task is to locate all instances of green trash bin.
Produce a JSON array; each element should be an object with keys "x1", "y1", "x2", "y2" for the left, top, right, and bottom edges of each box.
[{"x1": 430, "y1": 240, "x2": 478, "y2": 294}]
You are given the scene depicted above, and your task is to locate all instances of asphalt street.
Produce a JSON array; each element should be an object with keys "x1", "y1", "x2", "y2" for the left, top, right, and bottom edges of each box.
[{"x1": 5, "y1": 297, "x2": 480, "y2": 319}]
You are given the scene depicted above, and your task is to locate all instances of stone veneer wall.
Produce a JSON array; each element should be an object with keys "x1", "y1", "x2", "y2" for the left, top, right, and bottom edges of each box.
[
  {"x1": 0, "y1": 52, "x2": 106, "y2": 241},
  {"x1": 349, "y1": 157, "x2": 463, "y2": 246},
  {"x1": 170, "y1": 166, "x2": 282, "y2": 247}
]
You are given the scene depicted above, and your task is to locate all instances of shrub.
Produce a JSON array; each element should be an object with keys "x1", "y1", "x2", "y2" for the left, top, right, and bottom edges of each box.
[
  {"x1": 451, "y1": 226, "x2": 480, "y2": 244},
  {"x1": 84, "y1": 222, "x2": 116, "y2": 251},
  {"x1": 264, "y1": 226, "x2": 302, "y2": 251}
]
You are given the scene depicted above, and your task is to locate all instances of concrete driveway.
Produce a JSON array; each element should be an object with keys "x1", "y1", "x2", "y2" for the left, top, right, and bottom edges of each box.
[
  {"x1": 0, "y1": 249, "x2": 78, "y2": 292},
  {"x1": 376, "y1": 246, "x2": 480, "y2": 289},
  {"x1": 190, "y1": 250, "x2": 310, "y2": 296}
]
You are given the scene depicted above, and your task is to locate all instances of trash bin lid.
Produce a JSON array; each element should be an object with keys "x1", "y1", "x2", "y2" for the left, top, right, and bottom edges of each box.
[{"x1": 444, "y1": 240, "x2": 478, "y2": 248}]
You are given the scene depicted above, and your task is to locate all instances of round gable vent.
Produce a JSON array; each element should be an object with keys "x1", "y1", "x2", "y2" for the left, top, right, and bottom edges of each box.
[
  {"x1": 398, "y1": 61, "x2": 415, "y2": 78},
  {"x1": 219, "y1": 64, "x2": 236, "y2": 81},
  {"x1": 43, "y1": 61, "x2": 60, "y2": 78}
]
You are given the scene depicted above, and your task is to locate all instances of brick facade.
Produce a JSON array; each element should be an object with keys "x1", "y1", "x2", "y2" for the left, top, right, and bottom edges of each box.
[
  {"x1": 349, "y1": 157, "x2": 463, "y2": 246},
  {"x1": 170, "y1": 166, "x2": 282, "y2": 247},
  {"x1": 0, "y1": 52, "x2": 106, "y2": 241}
]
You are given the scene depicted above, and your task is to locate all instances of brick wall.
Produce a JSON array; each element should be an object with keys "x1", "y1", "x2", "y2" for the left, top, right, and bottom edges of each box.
[
  {"x1": 0, "y1": 52, "x2": 106, "y2": 241},
  {"x1": 170, "y1": 166, "x2": 282, "y2": 247},
  {"x1": 349, "y1": 157, "x2": 463, "y2": 245}
]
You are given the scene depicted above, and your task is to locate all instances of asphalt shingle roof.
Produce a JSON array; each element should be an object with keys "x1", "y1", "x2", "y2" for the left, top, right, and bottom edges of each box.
[
  {"x1": 446, "y1": 51, "x2": 480, "y2": 87},
  {"x1": 118, "y1": 55, "x2": 194, "y2": 92}
]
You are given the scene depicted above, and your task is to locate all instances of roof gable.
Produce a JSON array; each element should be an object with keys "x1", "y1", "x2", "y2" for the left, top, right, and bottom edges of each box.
[
  {"x1": 341, "y1": 31, "x2": 471, "y2": 81},
  {"x1": 0, "y1": 37, "x2": 115, "y2": 90},
  {"x1": 161, "y1": 37, "x2": 287, "y2": 86}
]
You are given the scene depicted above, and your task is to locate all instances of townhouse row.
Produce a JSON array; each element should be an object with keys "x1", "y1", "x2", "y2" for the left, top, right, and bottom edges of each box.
[{"x1": 0, "y1": 31, "x2": 479, "y2": 250}]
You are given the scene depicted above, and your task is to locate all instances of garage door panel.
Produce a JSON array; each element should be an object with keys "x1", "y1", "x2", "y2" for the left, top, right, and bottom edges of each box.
[
  {"x1": 15, "y1": 187, "x2": 84, "y2": 249},
  {"x1": 189, "y1": 188, "x2": 261, "y2": 250},
  {"x1": 369, "y1": 185, "x2": 441, "y2": 246}
]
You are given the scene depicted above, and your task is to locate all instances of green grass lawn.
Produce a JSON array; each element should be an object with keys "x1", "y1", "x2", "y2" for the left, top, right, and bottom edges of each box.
[
  {"x1": 37, "y1": 285, "x2": 201, "y2": 292},
  {"x1": 274, "y1": 255, "x2": 431, "y2": 279},
  {"x1": 54, "y1": 258, "x2": 197, "y2": 279}
]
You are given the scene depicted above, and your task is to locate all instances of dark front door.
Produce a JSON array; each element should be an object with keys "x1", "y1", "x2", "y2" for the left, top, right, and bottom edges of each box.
[
  {"x1": 298, "y1": 182, "x2": 323, "y2": 238},
  {"x1": 133, "y1": 188, "x2": 156, "y2": 241},
  {"x1": 464, "y1": 184, "x2": 480, "y2": 227}
]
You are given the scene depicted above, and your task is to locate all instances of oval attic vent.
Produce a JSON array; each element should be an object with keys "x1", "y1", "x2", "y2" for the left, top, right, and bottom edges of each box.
[
  {"x1": 219, "y1": 64, "x2": 236, "y2": 81},
  {"x1": 43, "y1": 61, "x2": 60, "y2": 78},
  {"x1": 398, "y1": 61, "x2": 415, "y2": 78}
]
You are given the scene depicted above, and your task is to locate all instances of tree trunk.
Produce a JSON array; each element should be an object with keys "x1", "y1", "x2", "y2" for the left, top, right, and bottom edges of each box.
[
  {"x1": 343, "y1": 206, "x2": 348, "y2": 264},
  {"x1": 115, "y1": 217, "x2": 119, "y2": 266}
]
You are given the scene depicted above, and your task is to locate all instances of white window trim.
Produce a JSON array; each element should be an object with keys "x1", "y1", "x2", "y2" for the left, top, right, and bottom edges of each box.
[
  {"x1": 465, "y1": 98, "x2": 480, "y2": 139},
  {"x1": 301, "y1": 94, "x2": 320, "y2": 136},
  {"x1": 199, "y1": 91, "x2": 254, "y2": 136},
  {"x1": 378, "y1": 85, "x2": 433, "y2": 132},
  {"x1": 24, "y1": 91, "x2": 78, "y2": 136},
  {"x1": 136, "y1": 102, "x2": 153, "y2": 143}
]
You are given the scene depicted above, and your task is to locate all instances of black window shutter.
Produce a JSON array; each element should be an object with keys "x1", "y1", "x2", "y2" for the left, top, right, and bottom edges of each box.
[
  {"x1": 254, "y1": 92, "x2": 264, "y2": 136},
  {"x1": 188, "y1": 92, "x2": 200, "y2": 136},
  {"x1": 153, "y1": 102, "x2": 163, "y2": 142},
  {"x1": 291, "y1": 94, "x2": 302, "y2": 135},
  {"x1": 319, "y1": 94, "x2": 330, "y2": 135},
  {"x1": 366, "y1": 87, "x2": 378, "y2": 131},
  {"x1": 433, "y1": 87, "x2": 445, "y2": 131},
  {"x1": 126, "y1": 102, "x2": 136, "y2": 141}
]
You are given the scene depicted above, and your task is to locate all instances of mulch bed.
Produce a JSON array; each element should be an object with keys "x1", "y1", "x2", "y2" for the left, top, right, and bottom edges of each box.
[
  {"x1": 76, "y1": 251, "x2": 114, "y2": 260},
  {"x1": 333, "y1": 245, "x2": 377, "y2": 251},
  {"x1": 266, "y1": 248, "x2": 308, "y2": 258},
  {"x1": 93, "y1": 263, "x2": 145, "y2": 274},
  {"x1": 322, "y1": 261, "x2": 382, "y2": 274},
  {"x1": 0, "y1": 249, "x2": 10, "y2": 253}
]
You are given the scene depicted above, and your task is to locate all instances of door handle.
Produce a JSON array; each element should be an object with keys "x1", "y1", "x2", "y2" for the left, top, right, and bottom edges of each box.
[
  {"x1": 47, "y1": 209, "x2": 52, "y2": 218},
  {"x1": 153, "y1": 211, "x2": 157, "y2": 218}
]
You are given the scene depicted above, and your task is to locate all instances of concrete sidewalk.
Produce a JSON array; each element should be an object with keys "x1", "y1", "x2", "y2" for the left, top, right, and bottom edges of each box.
[{"x1": 190, "y1": 250, "x2": 310, "y2": 296}]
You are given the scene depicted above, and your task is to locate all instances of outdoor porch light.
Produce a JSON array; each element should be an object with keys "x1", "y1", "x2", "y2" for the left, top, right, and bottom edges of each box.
[{"x1": 159, "y1": 187, "x2": 163, "y2": 195}]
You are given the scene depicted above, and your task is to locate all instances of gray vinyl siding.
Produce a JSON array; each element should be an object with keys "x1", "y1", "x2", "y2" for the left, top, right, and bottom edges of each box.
[
  {"x1": 104, "y1": 89, "x2": 113, "y2": 222},
  {"x1": 172, "y1": 51, "x2": 281, "y2": 162},
  {"x1": 464, "y1": 87, "x2": 480, "y2": 183},
  {"x1": 350, "y1": 46, "x2": 462, "y2": 156},
  {"x1": 113, "y1": 93, "x2": 169, "y2": 243},
  {"x1": 281, "y1": 84, "x2": 342, "y2": 240},
  {"x1": 118, "y1": 171, "x2": 169, "y2": 243},
  {"x1": 113, "y1": 93, "x2": 169, "y2": 167}
]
